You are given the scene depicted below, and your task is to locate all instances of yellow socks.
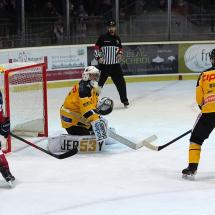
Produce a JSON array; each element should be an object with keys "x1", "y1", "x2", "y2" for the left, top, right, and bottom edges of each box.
[{"x1": 189, "y1": 142, "x2": 201, "y2": 164}]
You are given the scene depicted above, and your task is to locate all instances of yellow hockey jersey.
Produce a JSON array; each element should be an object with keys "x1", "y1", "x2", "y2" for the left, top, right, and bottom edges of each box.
[
  {"x1": 196, "y1": 66, "x2": 215, "y2": 113},
  {"x1": 60, "y1": 80, "x2": 99, "y2": 129}
]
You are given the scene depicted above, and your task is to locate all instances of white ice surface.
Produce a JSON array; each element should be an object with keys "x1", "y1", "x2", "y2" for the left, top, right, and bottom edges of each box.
[{"x1": 2, "y1": 80, "x2": 215, "y2": 215}]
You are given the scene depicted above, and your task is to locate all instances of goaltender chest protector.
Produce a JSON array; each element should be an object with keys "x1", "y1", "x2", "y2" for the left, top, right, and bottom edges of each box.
[{"x1": 63, "y1": 81, "x2": 98, "y2": 113}]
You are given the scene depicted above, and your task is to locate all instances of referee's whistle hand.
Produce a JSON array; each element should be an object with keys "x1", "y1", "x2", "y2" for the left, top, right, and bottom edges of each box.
[
  {"x1": 116, "y1": 54, "x2": 123, "y2": 62},
  {"x1": 98, "y1": 57, "x2": 104, "y2": 64}
]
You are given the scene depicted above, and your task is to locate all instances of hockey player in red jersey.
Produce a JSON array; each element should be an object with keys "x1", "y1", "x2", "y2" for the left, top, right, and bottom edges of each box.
[{"x1": 0, "y1": 91, "x2": 15, "y2": 185}]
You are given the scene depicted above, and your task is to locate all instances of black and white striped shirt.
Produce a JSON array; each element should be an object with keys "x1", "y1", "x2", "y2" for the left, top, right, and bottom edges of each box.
[{"x1": 94, "y1": 33, "x2": 123, "y2": 65}]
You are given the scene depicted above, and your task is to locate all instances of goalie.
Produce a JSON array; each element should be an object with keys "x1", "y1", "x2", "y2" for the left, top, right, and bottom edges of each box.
[{"x1": 49, "y1": 66, "x2": 113, "y2": 153}]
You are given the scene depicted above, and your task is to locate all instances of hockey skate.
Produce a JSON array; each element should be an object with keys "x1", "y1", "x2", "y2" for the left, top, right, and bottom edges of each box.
[
  {"x1": 0, "y1": 167, "x2": 15, "y2": 187},
  {"x1": 182, "y1": 164, "x2": 197, "y2": 180},
  {"x1": 123, "y1": 101, "x2": 129, "y2": 108}
]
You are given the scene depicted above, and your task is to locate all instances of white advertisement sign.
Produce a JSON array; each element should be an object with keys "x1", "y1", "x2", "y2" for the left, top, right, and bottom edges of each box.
[
  {"x1": 0, "y1": 46, "x2": 87, "y2": 70},
  {"x1": 48, "y1": 47, "x2": 86, "y2": 70},
  {"x1": 8, "y1": 50, "x2": 44, "y2": 63},
  {"x1": 184, "y1": 44, "x2": 215, "y2": 72}
]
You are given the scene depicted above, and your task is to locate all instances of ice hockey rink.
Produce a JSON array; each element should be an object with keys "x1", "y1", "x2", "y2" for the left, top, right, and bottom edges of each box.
[{"x1": 2, "y1": 79, "x2": 215, "y2": 215}]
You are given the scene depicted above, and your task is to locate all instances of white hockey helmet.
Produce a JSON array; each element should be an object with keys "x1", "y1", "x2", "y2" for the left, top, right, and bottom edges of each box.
[{"x1": 82, "y1": 66, "x2": 100, "y2": 82}]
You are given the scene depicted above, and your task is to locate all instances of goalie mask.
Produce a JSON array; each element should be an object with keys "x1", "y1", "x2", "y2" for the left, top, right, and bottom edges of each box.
[
  {"x1": 97, "y1": 97, "x2": 113, "y2": 115},
  {"x1": 82, "y1": 66, "x2": 100, "y2": 88}
]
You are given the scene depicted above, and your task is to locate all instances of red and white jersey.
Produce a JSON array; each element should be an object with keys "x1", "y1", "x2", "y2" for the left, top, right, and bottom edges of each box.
[{"x1": 0, "y1": 91, "x2": 4, "y2": 123}]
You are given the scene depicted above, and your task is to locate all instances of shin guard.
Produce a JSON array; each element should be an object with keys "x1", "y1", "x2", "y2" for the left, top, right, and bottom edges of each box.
[{"x1": 189, "y1": 142, "x2": 201, "y2": 164}]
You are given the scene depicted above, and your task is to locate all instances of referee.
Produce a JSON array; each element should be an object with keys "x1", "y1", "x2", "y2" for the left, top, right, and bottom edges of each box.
[{"x1": 94, "y1": 20, "x2": 129, "y2": 107}]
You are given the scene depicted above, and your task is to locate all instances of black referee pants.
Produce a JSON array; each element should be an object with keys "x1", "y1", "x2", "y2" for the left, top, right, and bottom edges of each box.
[
  {"x1": 98, "y1": 64, "x2": 128, "y2": 104},
  {"x1": 190, "y1": 112, "x2": 215, "y2": 145}
]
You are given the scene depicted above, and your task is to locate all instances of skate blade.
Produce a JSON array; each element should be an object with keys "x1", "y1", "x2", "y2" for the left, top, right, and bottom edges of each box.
[
  {"x1": 182, "y1": 174, "x2": 195, "y2": 181},
  {"x1": 7, "y1": 180, "x2": 15, "y2": 188}
]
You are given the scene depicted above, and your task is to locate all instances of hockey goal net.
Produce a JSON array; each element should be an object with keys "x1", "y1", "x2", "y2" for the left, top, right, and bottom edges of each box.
[{"x1": 0, "y1": 62, "x2": 48, "y2": 153}]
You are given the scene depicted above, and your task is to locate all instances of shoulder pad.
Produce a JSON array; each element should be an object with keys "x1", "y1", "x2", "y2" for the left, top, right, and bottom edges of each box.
[
  {"x1": 79, "y1": 81, "x2": 92, "y2": 98},
  {"x1": 204, "y1": 66, "x2": 215, "y2": 72},
  {"x1": 196, "y1": 73, "x2": 203, "y2": 87}
]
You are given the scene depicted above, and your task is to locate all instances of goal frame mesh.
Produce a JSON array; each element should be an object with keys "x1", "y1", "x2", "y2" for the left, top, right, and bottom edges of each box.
[{"x1": 1, "y1": 62, "x2": 48, "y2": 153}]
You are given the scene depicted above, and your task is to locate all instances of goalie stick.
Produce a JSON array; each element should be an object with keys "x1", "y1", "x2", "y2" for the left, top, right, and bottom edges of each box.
[
  {"x1": 108, "y1": 129, "x2": 157, "y2": 150},
  {"x1": 10, "y1": 132, "x2": 78, "y2": 159},
  {"x1": 143, "y1": 129, "x2": 192, "y2": 151}
]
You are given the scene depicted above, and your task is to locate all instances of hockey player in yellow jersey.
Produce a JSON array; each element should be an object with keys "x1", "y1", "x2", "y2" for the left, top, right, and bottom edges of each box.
[
  {"x1": 182, "y1": 49, "x2": 215, "y2": 179},
  {"x1": 60, "y1": 66, "x2": 113, "y2": 146}
]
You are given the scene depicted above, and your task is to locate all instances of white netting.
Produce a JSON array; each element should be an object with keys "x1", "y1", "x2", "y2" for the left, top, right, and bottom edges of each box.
[{"x1": 0, "y1": 62, "x2": 47, "y2": 152}]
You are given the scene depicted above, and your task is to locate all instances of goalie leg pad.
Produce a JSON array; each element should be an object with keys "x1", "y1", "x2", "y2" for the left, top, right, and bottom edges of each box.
[
  {"x1": 48, "y1": 134, "x2": 107, "y2": 153},
  {"x1": 91, "y1": 118, "x2": 108, "y2": 146}
]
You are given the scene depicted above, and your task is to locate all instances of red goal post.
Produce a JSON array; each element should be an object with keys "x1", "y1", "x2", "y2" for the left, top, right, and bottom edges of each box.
[{"x1": 0, "y1": 62, "x2": 48, "y2": 153}]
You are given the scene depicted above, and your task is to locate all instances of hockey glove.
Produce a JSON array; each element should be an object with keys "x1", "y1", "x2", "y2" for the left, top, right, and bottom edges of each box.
[
  {"x1": 0, "y1": 117, "x2": 10, "y2": 138},
  {"x1": 98, "y1": 57, "x2": 104, "y2": 64},
  {"x1": 96, "y1": 97, "x2": 113, "y2": 115}
]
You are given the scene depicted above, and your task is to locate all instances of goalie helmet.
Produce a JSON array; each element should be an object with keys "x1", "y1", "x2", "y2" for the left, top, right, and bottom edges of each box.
[
  {"x1": 82, "y1": 66, "x2": 100, "y2": 88},
  {"x1": 82, "y1": 66, "x2": 100, "y2": 82},
  {"x1": 97, "y1": 97, "x2": 113, "y2": 115}
]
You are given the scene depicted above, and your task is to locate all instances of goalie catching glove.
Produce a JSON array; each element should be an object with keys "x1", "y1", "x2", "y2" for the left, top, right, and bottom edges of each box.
[
  {"x1": 0, "y1": 117, "x2": 10, "y2": 138},
  {"x1": 96, "y1": 97, "x2": 113, "y2": 115}
]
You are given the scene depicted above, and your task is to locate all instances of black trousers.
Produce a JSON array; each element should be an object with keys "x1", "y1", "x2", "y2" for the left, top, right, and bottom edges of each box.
[
  {"x1": 190, "y1": 112, "x2": 215, "y2": 145},
  {"x1": 66, "y1": 126, "x2": 93, "y2": 135},
  {"x1": 98, "y1": 64, "x2": 128, "y2": 104}
]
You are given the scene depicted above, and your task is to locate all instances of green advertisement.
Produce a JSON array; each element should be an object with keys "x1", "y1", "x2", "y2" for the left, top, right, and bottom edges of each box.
[{"x1": 179, "y1": 43, "x2": 215, "y2": 73}]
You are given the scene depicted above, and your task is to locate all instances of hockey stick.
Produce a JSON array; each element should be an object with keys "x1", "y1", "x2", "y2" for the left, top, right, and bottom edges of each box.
[
  {"x1": 10, "y1": 132, "x2": 78, "y2": 159},
  {"x1": 143, "y1": 129, "x2": 192, "y2": 151},
  {"x1": 108, "y1": 129, "x2": 157, "y2": 150}
]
